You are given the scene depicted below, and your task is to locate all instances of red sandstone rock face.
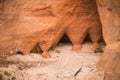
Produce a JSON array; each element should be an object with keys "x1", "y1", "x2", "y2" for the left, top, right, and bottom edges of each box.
[
  {"x1": 0, "y1": 0, "x2": 58, "y2": 55},
  {"x1": 97, "y1": 0, "x2": 120, "y2": 44},
  {"x1": 96, "y1": 0, "x2": 120, "y2": 80},
  {"x1": 0, "y1": 0, "x2": 102, "y2": 58}
]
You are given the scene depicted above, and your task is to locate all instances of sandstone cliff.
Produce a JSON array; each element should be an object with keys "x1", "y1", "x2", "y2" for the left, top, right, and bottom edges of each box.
[
  {"x1": 97, "y1": 0, "x2": 120, "y2": 80},
  {"x1": 0, "y1": 0, "x2": 120, "y2": 80},
  {"x1": 0, "y1": 0, "x2": 102, "y2": 58}
]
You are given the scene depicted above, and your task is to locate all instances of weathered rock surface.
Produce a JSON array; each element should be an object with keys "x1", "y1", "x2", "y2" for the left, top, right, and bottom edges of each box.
[
  {"x1": 1, "y1": 0, "x2": 120, "y2": 80},
  {"x1": 0, "y1": 0, "x2": 59, "y2": 56},
  {"x1": 0, "y1": 0, "x2": 102, "y2": 58},
  {"x1": 96, "y1": 0, "x2": 120, "y2": 80}
]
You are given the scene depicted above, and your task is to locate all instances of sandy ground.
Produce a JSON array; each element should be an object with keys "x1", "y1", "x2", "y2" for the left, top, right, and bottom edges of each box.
[{"x1": 0, "y1": 42, "x2": 105, "y2": 80}]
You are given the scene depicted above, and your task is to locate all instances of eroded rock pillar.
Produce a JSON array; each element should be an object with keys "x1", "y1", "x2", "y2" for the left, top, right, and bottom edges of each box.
[{"x1": 96, "y1": 0, "x2": 120, "y2": 80}]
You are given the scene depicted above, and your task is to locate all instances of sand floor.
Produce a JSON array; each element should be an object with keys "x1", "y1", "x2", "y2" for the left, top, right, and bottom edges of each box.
[{"x1": 0, "y1": 43, "x2": 105, "y2": 80}]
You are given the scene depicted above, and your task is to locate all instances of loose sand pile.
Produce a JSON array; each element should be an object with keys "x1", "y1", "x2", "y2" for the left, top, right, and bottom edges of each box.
[{"x1": 0, "y1": 43, "x2": 104, "y2": 80}]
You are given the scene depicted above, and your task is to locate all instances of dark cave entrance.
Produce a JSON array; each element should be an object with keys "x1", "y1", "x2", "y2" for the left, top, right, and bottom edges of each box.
[
  {"x1": 58, "y1": 34, "x2": 93, "y2": 46},
  {"x1": 58, "y1": 34, "x2": 72, "y2": 44}
]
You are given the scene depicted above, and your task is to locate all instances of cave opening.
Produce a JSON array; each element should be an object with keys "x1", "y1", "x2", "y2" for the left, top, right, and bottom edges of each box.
[
  {"x1": 58, "y1": 34, "x2": 93, "y2": 45},
  {"x1": 16, "y1": 51, "x2": 23, "y2": 55},
  {"x1": 58, "y1": 34, "x2": 72, "y2": 44},
  {"x1": 1, "y1": 0, "x2": 119, "y2": 80}
]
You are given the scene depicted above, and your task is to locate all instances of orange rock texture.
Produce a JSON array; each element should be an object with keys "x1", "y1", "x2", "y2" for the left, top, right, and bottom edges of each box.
[
  {"x1": 0, "y1": 0, "x2": 120, "y2": 79},
  {"x1": 96, "y1": 0, "x2": 120, "y2": 80},
  {"x1": 0, "y1": 0, "x2": 102, "y2": 58}
]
